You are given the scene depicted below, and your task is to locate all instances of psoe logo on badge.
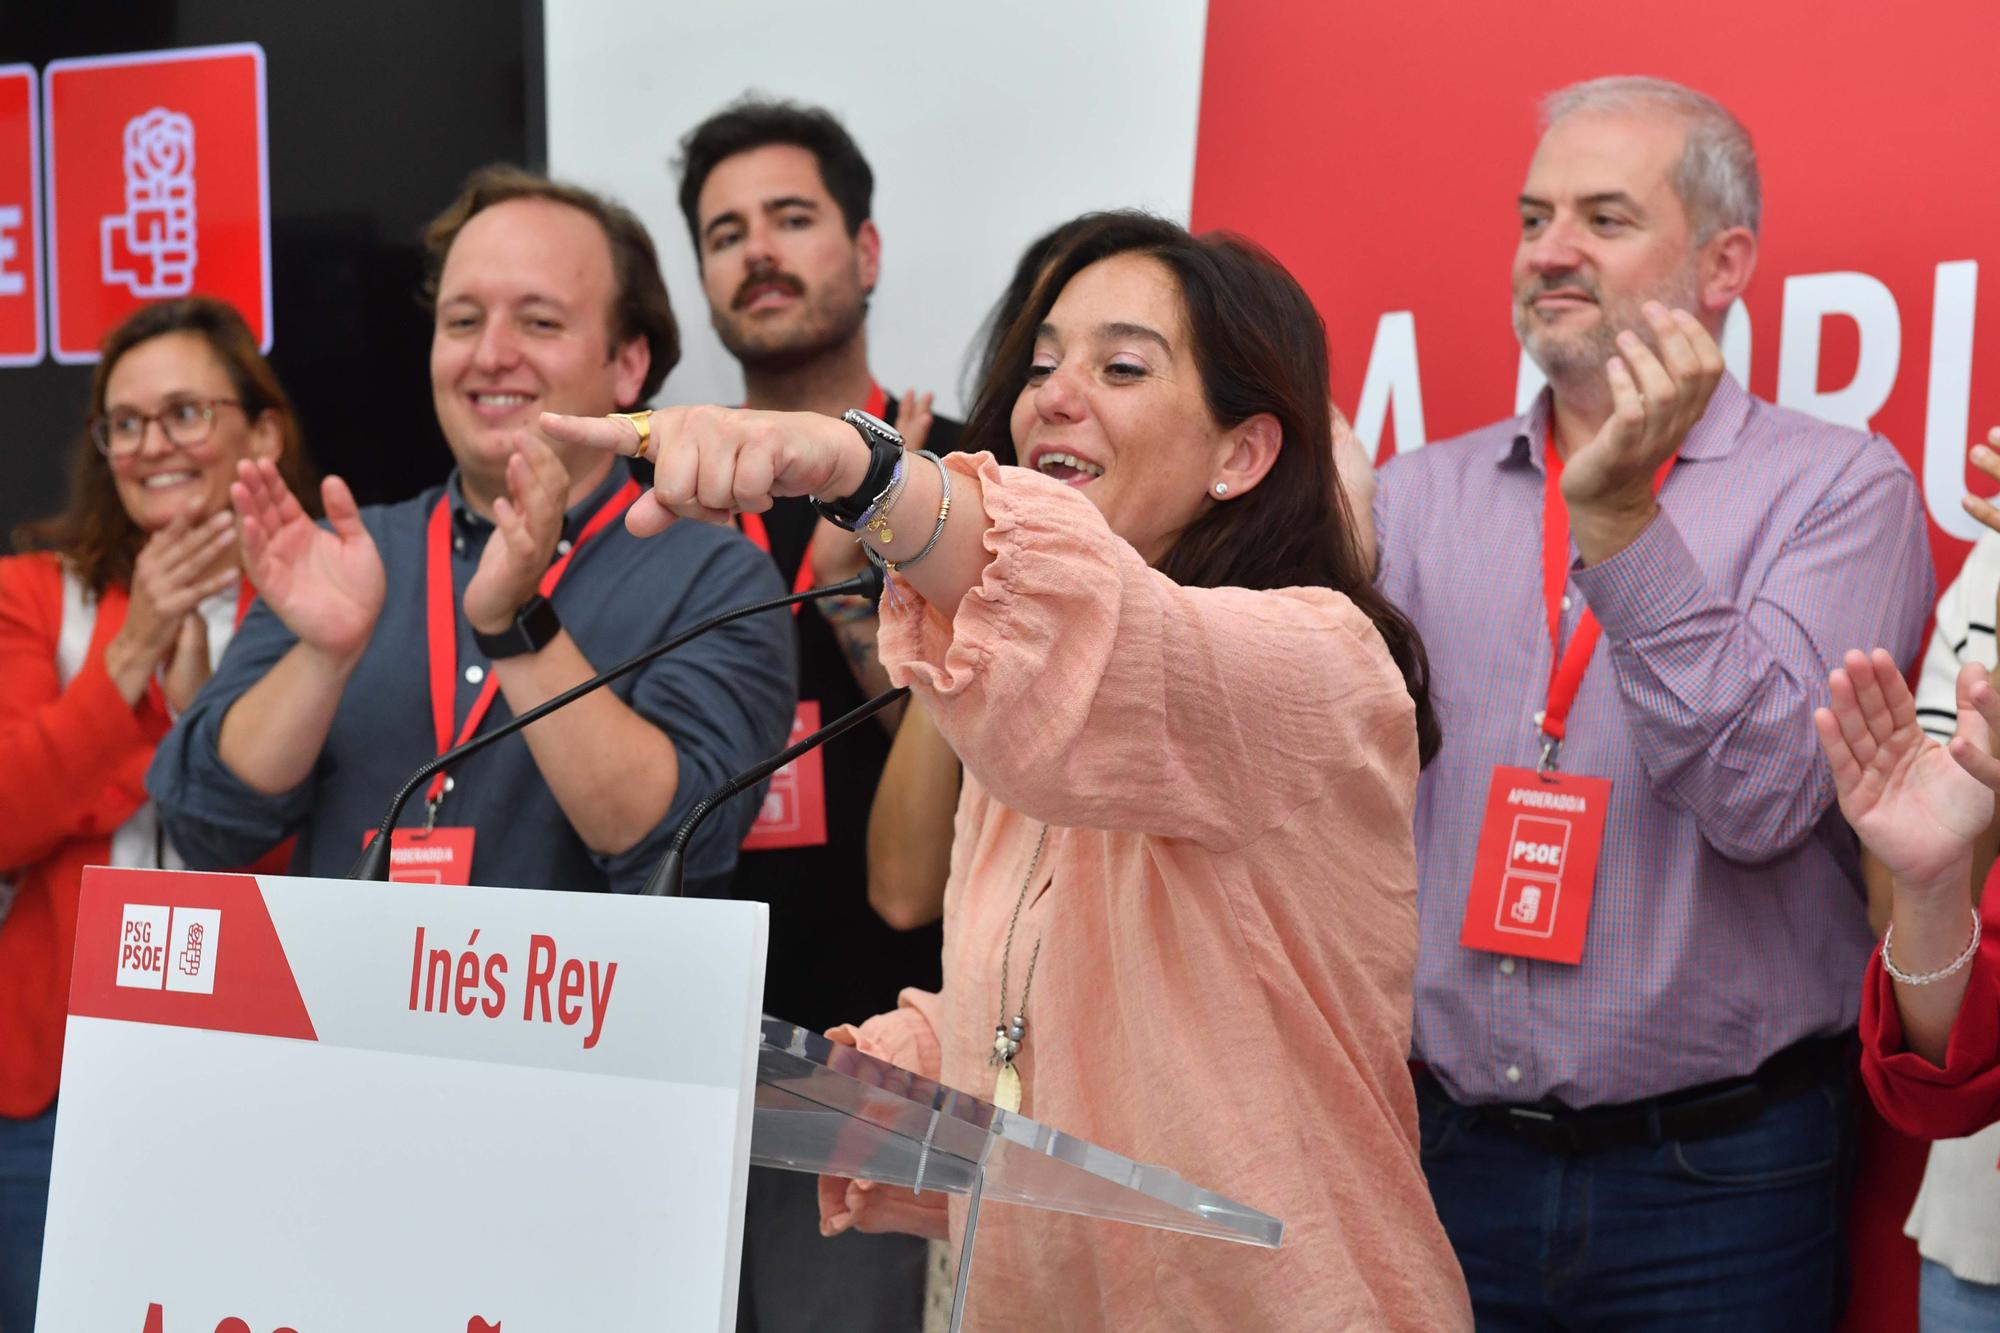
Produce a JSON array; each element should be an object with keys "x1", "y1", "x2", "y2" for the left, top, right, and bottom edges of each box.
[
  {"x1": 1506, "y1": 814, "x2": 1570, "y2": 879},
  {"x1": 165, "y1": 906, "x2": 221, "y2": 994},
  {"x1": 43, "y1": 43, "x2": 269, "y2": 363},
  {"x1": 116, "y1": 904, "x2": 170, "y2": 989},
  {"x1": 1495, "y1": 874, "x2": 1560, "y2": 938}
]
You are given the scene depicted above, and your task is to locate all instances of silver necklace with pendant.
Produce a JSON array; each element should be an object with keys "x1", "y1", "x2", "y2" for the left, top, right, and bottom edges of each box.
[{"x1": 989, "y1": 824, "x2": 1050, "y2": 1114}]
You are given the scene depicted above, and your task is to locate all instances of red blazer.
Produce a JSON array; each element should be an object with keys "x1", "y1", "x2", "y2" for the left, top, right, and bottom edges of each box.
[
  {"x1": 1859, "y1": 884, "x2": 2000, "y2": 1139},
  {"x1": 0, "y1": 553, "x2": 169, "y2": 1118}
]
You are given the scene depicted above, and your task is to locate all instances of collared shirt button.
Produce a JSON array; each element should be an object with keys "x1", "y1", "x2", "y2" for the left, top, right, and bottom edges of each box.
[
  {"x1": 453, "y1": 535, "x2": 466, "y2": 553},
  {"x1": 1499, "y1": 957, "x2": 1517, "y2": 975},
  {"x1": 1505, "y1": 1064, "x2": 1523, "y2": 1084},
  {"x1": 465, "y1": 664, "x2": 485, "y2": 684},
  {"x1": 556, "y1": 538, "x2": 573, "y2": 555},
  {"x1": 1561, "y1": 595, "x2": 1573, "y2": 611}
]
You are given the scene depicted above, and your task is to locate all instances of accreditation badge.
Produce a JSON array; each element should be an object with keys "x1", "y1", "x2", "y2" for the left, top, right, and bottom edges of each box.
[
  {"x1": 361, "y1": 827, "x2": 477, "y2": 886},
  {"x1": 1459, "y1": 766, "x2": 1610, "y2": 964},
  {"x1": 740, "y1": 700, "x2": 829, "y2": 851}
]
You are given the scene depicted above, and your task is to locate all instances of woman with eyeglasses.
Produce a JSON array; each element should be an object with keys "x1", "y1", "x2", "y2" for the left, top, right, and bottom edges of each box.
[{"x1": 0, "y1": 297, "x2": 315, "y2": 1331}]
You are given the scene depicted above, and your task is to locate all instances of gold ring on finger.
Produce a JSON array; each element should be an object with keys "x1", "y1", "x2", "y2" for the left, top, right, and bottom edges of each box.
[{"x1": 609, "y1": 409, "x2": 653, "y2": 459}]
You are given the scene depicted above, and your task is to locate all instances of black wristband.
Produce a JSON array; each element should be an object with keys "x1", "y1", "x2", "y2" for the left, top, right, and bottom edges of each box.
[
  {"x1": 472, "y1": 594, "x2": 562, "y2": 660},
  {"x1": 810, "y1": 408, "x2": 904, "y2": 530}
]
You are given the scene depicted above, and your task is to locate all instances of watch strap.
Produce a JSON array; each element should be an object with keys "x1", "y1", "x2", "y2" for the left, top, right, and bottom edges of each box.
[
  {"x1": 811, "y1": 408, "x2": 905, "y2": 530},
  {"x1": 472, "y1": 594, "x2": 562, "y2": 660}
]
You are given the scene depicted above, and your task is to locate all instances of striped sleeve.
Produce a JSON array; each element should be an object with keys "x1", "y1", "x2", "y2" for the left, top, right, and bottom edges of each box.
[{"x1": 1915, "y1": 533, "x2": 2000, "y2": 741}]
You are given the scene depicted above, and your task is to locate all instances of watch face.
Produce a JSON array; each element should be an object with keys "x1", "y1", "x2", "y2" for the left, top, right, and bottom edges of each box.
[{"x1": 844, "y1": 408, "x2": 902, "y2": 447}]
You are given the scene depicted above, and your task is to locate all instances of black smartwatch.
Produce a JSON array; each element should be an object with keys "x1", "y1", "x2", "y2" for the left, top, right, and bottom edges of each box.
[
  {"x1": 810, "y1": 408, "x2": 905, "y2": 530},
  {"x1": 472, "y1": 594, "x2": 562, "y2": 660}
]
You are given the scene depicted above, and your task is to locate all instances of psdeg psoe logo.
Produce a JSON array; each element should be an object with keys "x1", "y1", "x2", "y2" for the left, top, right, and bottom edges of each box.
[
  {"x1": 117, "y1": 902, "x2": 220, "y2": 995},
  {"x1": 42, "y1": 43, "x2": 270, "y2": 364},
  {"x1": 1495, "y1": 814, "x2": 1569, "y2": 939}
]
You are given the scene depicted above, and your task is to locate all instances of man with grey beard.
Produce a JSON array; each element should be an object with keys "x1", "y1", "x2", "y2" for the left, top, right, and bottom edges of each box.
[{"x1": 1374, "y1": 77, "x2": 1931, "y2": 1327}]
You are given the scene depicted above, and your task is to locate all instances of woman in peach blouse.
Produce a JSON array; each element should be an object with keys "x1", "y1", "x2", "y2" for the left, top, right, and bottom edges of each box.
[{"x1": 548, "y1": 213, "x2": 1472, "y2": 1330}]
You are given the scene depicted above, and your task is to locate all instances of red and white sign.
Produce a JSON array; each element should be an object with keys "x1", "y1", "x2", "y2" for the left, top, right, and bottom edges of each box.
[
  {"x1": 44, "y1": 867, "x2": 768, "y2": 1330},
  {"x1": 43, "y1": 43, "x2": 270, "y2": 363},
  {"x1": 0, "y1": 65, "x2": 41, "y2": 366},
  {"x1": 1460, "y1": 768, "x2": 1610, "y2": 964}
]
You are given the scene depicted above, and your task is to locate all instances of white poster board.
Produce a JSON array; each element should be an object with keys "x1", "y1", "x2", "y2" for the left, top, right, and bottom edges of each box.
[{"x1": 39, "y1": 867, "x2": 768, "y2": 1333}]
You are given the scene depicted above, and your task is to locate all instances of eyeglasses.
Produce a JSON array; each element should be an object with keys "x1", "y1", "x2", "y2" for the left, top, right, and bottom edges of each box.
[{"x1": 90, "y1": 398, "x2": 245, "y2": 458}]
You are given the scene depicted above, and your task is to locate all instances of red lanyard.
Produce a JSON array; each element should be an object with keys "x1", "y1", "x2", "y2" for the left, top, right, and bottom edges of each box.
[
  {"x1": 1537, "y1": 426, "x2": 1673, "y2": 767},
  {"x1": 737, "y1": 511, "x2": 819, "y2": 611},
  {"x1": 737, "y1": 382, "x2": 887, "y2": 612},
  {"x1": 422, "y1": 478, "x2": 640, "y2": 814}
]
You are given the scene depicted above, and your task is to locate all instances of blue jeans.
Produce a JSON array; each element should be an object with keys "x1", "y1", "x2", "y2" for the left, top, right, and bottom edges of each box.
[
  {"x1": 1417, "y1": 1071, "x2": 1854, "y2": 1331},
  {"x1": 0, "y1": 1103, "x2": 55, "y2": 1333},
  {"x1": 1921, "y1": 1258, "x2": 2000, "y2": 1332}
]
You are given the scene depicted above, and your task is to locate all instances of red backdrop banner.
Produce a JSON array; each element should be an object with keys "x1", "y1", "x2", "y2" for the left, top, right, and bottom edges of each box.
[
  {"x1": 1191, "y1": 5, "x2": 2000, "y2": 1327},
  {"x1": 1192, "y1": 0, "x2": 2000, "y2": 583}
]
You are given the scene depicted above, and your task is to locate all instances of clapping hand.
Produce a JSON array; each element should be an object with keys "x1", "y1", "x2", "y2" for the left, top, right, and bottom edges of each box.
[
  {"x1": 233, "y1": 459, "x2": 385, "y2": 663},
  {"x1": 1558, "y1": 303, "x2": 1725, "y2": 562},
  {"x1": 1957, "y1": 427, "x2": 2000, "y2": 537},
  {"x1": 463, "y1": 433, "x2": 569, "y2": 636},
  {"x1": 159, "y1": 612, "x2": 213, "y2": 715},
  {"x1": 1814, "y1": 649, "x2": 1994, "y2": 896},
  {"x1": 104, "y1": 500, "x2": 239, "y2": 706},
  {"x1": 892, "y1": 387, "x2": 934, "y2": 454}
]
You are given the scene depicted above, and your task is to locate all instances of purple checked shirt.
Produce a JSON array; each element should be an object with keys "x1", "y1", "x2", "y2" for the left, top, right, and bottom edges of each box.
[{"x1": 1375, "y1": 374, "x2": 1933, "y2": 1108}]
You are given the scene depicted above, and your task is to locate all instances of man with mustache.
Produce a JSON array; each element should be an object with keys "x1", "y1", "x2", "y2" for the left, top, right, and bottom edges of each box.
[
  {"x1": 1374, "y1": 78, "x2": 1932, "y2": 1326},
  {"x1": 673, "y1": 98, "x2": 959, "y2": 1332}
]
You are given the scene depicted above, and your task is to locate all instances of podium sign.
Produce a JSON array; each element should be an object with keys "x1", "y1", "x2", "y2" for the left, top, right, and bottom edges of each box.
[{"x1": 40, "y1": 868, "x2": 768, "y2": 1332}]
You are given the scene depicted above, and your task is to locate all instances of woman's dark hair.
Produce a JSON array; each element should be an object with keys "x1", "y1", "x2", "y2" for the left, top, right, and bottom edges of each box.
[
  {"x1": 963, "y1": 215, "x2": 1103, "y2": 404},
  {"x1": 961, "y1": 212, "x2": 1439, "y2": 764},
  {"x1": 14, "y1": 297, "x2": 319, "y2": 596}
]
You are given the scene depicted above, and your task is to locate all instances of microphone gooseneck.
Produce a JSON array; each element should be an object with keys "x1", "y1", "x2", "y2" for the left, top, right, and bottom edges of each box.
[
  {"x1": 347, "y1": 565, "x2": 885, "y2": 880},
  {"x1": 640, "y1": 684, "x2": 911, "y2": 898}
]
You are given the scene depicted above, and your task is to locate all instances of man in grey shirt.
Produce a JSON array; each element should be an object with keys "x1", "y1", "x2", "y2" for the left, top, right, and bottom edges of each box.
[{"x1": 150, "y1": 166, "x2": 795, "y2": 895}]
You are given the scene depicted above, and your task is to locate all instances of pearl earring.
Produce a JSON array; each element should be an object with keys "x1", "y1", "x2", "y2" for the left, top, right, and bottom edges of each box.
[{"x1": 1214, "y1": 482, "x2": 1229, "y2": 496}]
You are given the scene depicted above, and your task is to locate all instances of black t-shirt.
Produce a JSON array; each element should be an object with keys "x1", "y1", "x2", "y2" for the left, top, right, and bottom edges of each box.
[{"x1": 728, "y1": 402, "x2": 963, "y2": 1033}]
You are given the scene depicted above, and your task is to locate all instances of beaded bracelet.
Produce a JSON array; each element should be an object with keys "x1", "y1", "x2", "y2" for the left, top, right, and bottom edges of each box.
[
  {"x1": 1880, "y1": 905, "x2": 1983, "y2": 986},
  {"x1": 855, "y1": 455, "x2": 908, "y2": 542}
]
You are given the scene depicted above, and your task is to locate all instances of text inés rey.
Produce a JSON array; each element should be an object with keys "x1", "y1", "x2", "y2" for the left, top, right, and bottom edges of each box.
[{"x1": 408, "y1": 926, "x2": 617, "y2": 1050}]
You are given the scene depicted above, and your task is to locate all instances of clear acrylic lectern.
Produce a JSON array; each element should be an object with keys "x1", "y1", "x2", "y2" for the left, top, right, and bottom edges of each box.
[{"x1": 750, "y1": 1015, "x2": 1283, "y2": 1331}]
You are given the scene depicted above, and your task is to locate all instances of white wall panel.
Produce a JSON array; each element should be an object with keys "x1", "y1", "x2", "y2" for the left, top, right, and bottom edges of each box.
[{"x1": 546, "y1": 1, "x2": 1208, "y2": 415}]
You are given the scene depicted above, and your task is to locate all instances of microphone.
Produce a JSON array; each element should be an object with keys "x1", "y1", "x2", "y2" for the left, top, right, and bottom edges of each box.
[
  {"x1": 348, "y1": 565, "x2": 885, "y2": 881},
  {"x1": 640, "y1": 684, "x2": 911, "y2": 897}
]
